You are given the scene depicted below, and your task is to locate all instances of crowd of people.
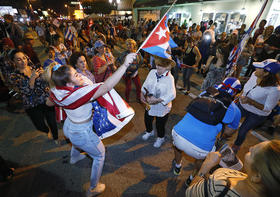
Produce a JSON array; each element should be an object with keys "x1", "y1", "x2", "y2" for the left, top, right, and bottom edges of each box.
[{"x1": 0, "y1": 13, "x2": 280, "y2": 197}]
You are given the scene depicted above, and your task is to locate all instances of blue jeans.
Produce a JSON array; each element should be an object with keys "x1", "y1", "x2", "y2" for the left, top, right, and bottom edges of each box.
[
  {"x1": 234, "y1": 102, "x2": 267, "y2": 146},
  {"x1": 63, "y1": 118, "x2": 105, "y2": 189},
  {"x1": 182, "y1": 67, "x2": 194, "y2": 91}
]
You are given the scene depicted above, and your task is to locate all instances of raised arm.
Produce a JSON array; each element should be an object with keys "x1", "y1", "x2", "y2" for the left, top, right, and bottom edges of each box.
[{"x1": 91, "y1": 53, "x2": 137, "y2": 100}]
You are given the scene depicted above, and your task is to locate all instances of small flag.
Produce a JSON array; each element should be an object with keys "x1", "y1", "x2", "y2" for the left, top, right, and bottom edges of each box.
[
  {"x1": 64, "y1": 27, "x2": 74, "y2": 41},
  {"x1": 141, "y1": 15, "x2": 177, "y2": 59},
  {"x1": 53, "y1": 19, "x2": 60, "y2": 28}
]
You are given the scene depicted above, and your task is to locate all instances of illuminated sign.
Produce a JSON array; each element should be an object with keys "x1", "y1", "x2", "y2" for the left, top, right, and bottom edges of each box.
[{"x1": 71, "y1": 1, "x2": 80, "y2": 5}]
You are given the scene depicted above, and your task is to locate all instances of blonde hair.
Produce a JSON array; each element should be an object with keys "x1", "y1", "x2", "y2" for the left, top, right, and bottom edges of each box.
[
  {"x1": 42, "y1": 62, "x2": 56, "y2": 88},
  {"x1": 125, "y1": 38, "x2": 137, "y2": 47},
  {"x1": 251, "y1": 140, "x2": 280, "y2": 197},
  {"x1": 263, "y1": 25, "x2": 274, "y2": 38}
]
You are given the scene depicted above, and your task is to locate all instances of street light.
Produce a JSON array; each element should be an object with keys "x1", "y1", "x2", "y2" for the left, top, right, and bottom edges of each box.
[{"x1": 65, "y1": 4, "x2": 68, "y2": 8}]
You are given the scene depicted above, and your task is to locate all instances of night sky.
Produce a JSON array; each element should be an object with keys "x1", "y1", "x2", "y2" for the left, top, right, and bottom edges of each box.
[{"x1": 40, "y1": 0, "x2": 69, "y2": 14}]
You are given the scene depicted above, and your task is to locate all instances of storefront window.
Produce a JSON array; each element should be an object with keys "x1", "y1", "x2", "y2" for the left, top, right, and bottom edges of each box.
[
  {"x1": 226, "y1": 12, "x2": 246, "y2": 33},
  {"x1": 202, "y1": 13, "x2": 214, "y2": 22},
  {"x1": 214, "y1": 12, "x2": 228, "y2": 34},
  {"x1": 138, "y1": 10, "x2": 160, "y2": 22}
]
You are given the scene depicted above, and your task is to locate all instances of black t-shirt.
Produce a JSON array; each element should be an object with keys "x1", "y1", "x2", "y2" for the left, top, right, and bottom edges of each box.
[{"x1": 265, "y1": 34, "x2": 280, "y2": 48}]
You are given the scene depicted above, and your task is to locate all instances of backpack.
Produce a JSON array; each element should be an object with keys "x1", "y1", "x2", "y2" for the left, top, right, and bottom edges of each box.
[{"x1": 186, "y1": 87, "x2": 233, "y2": 125}]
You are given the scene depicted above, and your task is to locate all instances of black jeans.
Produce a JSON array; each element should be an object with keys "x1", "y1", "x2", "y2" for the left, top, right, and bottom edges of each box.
[
  {"x1": 144, "y1": 110, "x2": 169, "y2": 138},
  {"x1": 234, "y1": 102, "x2": 266, "y2": 146},
  {"x1": 25, "y1": 104, "x2": 58, "y2": 140}
]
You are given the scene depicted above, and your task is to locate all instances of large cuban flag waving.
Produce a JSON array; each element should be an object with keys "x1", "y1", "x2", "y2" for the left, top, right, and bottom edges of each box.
[
  {"x1": 225, "y1": 0, "x2": 268, "y2": 76},
  {"x1": 140, "y1": 15, "x2": 178, "y2": 59}
]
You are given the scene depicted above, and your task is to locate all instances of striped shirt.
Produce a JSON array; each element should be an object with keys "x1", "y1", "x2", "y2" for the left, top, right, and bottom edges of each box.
[{"x1": 186, "y1": 168, "x2": 247, "y2": 197}]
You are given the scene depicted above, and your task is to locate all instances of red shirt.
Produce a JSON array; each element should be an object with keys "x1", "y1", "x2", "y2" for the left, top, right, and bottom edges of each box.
[{"x1": 91, "y1": 55, "x2": 113, "y2": 83}]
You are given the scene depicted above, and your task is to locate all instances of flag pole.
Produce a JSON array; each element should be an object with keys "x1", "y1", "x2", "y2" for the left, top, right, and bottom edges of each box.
[{"x1": 136, "y1": 0, "x2": 177, "y2": 53}]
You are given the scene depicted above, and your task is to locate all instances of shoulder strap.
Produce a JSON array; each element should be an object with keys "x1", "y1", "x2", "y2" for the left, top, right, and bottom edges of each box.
[
  {"x1": 217, "y1": 178, "x2": 231, "y2": 197},
  {"x1": 204, "y1": 177, "x2": 231, "y2": 197},
  {"x1": 204, "y1": 178, "x2": 209, "y2": 197}
]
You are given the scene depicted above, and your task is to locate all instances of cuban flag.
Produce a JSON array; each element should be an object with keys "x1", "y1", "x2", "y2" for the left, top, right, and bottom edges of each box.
[
  {"x1": 50, "y1": 84, "x2": 135, "y2": 139},
  {"x1": 226, "y1": 0, "x2": 268, "y2": 76},
  {"x1": 140, "y1": 15, "x2": 177, "y2": 59},
  {"x1": 64, "y1": 27, "x2": 74, "y2": 41}
]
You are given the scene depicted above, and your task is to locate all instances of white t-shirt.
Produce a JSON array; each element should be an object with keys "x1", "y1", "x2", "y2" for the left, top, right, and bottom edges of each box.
[
  {"x1": 141, "y1": 69, "x2": 176, "y2": 117},
  {"x1": 58, "y1": 75, "x2": 96, "y2": 123},
  {"x1": 240, "y1": 72, "x2": 280, "y2": 116}
]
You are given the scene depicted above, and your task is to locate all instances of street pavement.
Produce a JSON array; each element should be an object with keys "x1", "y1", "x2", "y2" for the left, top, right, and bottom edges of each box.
[{"x1": 0, "y1": 38, "x2": 272, "y2": 197}]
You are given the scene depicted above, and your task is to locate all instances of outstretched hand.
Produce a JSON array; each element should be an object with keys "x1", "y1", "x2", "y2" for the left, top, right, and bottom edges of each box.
[{"x1": 123, "y1": 53, "x2": 137, "y2": 68}]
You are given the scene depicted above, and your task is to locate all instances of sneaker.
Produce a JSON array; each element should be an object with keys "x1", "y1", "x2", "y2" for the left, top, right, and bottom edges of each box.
[
  {"x1": 172, "y1": 160, "x2": 182, "y2": 175},
  {"x1": 70, "y1": 154, "x2": 86, "y2": 164},
  {"x1": 185, "y1": 175, "x2": 193, "y2": 188},
  {"x1": 153, "y1": 137, "x2": 165, "y2": 148},
  {"x1": 86, "y1": 183, "x2": 106, "y2": 197},
  {"x1": 182, "y1": 89, "x2": 190, "y2": 95},
  {"x1": 54, "y1": 139, "x2": 60, "y2": 145},
  {"x1": 142, "y1": 130, "x2": 154, "y2": 141}
]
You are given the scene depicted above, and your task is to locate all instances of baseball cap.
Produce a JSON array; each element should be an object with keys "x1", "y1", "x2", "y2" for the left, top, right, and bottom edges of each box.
[
  {"x1": 94, "y1": 40, "x2": 106, "y2": 49},
  {"x1": 216, "y1": 77, "x2": 242, "y2": 96},
  {"x1": 253, "y1": 59, "x2": 280, "y2": 74}
]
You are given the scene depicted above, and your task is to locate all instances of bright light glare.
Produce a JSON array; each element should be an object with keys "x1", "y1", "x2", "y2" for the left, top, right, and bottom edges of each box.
[
  {"x1": 204, "y1": 34, "x2": 211, "y2": 40},
  {"x1": 109, "y1": 0, "x2": 112, "y2": 3},
  {"x1": 240, "y1": 8, "x2": 246, "y2": 15},
  {"x1": 117, "y1": 0, "x2": 120, "y2": 3}
]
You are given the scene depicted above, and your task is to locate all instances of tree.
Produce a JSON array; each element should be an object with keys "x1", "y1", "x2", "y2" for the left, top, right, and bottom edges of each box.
[{"x1": 82, "y1": 0, "x2": 115, "y2": 15}]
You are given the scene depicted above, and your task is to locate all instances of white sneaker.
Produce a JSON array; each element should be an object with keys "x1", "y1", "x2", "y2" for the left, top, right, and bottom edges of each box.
[
  {"x1": 70, "y1": 154, "x2": 86, "y2": 164},
  {"x1": 87, "y1": 183, "x2": 106, "y2": 197},
  {"x1": 142, "y1": 130, "x2": 154, "y2": 141},
  {"x1": 153, "y1": 137, "x2": 165, "y2": 148}
]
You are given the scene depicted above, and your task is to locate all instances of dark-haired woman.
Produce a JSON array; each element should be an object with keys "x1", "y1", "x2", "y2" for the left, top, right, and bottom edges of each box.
[
  {"x1": 69, "y1": 52, "x2": 95, "y2": 83},
  {"x1": 232, "y1": 59, "x2": 280, "y2": 153},
  {"x1": 50, "y1": 35, "x2": 69, "y2": 65},
  {"x1": 201, "y1": 45, "x2": 229, "y2": 91},
  {"x1": 91, "y1": 40, "x2": 116, "y2": 83},
  {"x1": 180, "y1": 37, "x2": 201, "y2": 94},
  {"x1": 9, "y1": 50, "x2": 58, "y2": 142}
]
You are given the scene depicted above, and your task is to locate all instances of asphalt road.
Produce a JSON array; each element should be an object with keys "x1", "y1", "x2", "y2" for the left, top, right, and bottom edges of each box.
[{"x1": 0, "y1": 37, "x2": 267, "y2": 197}]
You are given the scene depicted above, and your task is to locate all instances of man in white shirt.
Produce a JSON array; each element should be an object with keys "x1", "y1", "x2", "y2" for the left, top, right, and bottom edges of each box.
[{"x1": 141, "y1": 55, "x2": 176, "y2": 148}]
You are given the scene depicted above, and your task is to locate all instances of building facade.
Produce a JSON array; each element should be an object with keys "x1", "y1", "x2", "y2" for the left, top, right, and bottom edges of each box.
[{"x1": 133, "y1": 0, "x2": 280, "y2": 34}]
